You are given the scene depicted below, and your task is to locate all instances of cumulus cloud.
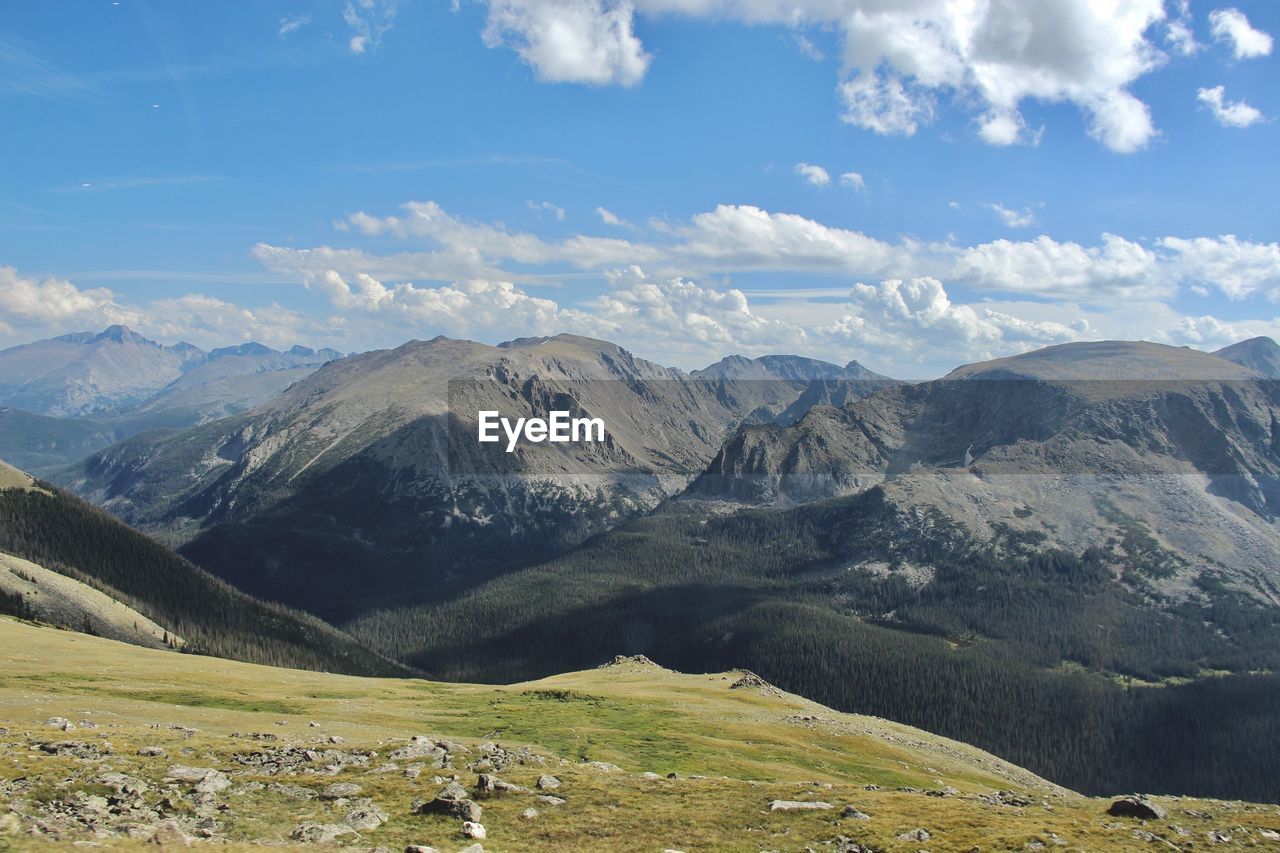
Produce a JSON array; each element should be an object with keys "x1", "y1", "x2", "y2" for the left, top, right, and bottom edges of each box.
[
  {"x1": 1159, "y1": 235, "x2": 1280, "y2": 300},
  {"x1": 329, "y1": 199, "x2": 904, "y2": 278},
  {"x1": 839, "y1": 171, "x2": 866, "y2": 191},
  {"x1": 0, "y1": 266, "x2": 332, "y2": 351},
  {"x1": 482, "y1": 0, "x2": 650, "y2": 85},
  {"x1": 821, "y1": 277, "x2": 1090, "y2": 367},
  {"x1": 952, "y1": 234, "x2": 1164, "y2": 301},
  {"x1": 794, "y1": 162, "x2": 831, "y2": 186},
  {"x1": 473, "y1": 0, "x2": 1171, "y2": 151},
  {"x1": 0, "y1": 266, "x2": 130, "y2": 336},
  {"x1": 1196, "y1": 85, "x2": 1264, "y2": 128},
  {"x1": 1208, "y1": 7, "x2": 1273, "y2": 59},
  {"x1": 566, "y1": 266, "x2": 810, "y2": 358},
  {"x1": 672, "y1": 204, "x2": 903, "y2": 274},
  {"x1": 344, "y1": 0, "x2": 399, "y2": 53}
]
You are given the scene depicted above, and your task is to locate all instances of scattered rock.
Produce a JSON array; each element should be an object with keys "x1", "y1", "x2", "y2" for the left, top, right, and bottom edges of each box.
[
  {"x1": 321, "y1": 782, "x2": 362, "y2": 800},
  {"x1": 476, "y1": 773, "x2": 525, "y2": 794},
  {"x1": 415, "y1": 782, "x2": 482, "y2": 822},
  {"x1": 38, "y1": 740, "x2": 106, "y2": 759},
  {"x1": 267, "y1": 782, "x2": 317, "y2": 800},
  {"x1": 147, "y1": 819, "x2": 191, "y2": 847},
  {"x1": 389, "y1": 736, "x2": 449, "y2": 766},
  {"x1": 841, "y1": 805, "x2": 871, "y2": 820},
  {"x1": 536, "y1": 774, "x2": 561, "y2": 790},
  {"x1": 46, "y1": 716, "x2": 74, "y2": 731},
  {"x1": 1107, "y1": 796, "x2": 1168, "y2": 821},
  {"x1": 137, "y1": 746, "x2": 166, "y2": 757},
  {"x1": 457, "y1": 845, "x2": 484, "y2": 853},
  {"x1": 641, "y1": 772, "x2": 662, "y2": 780},
  {"x1": 769, "y1": 800, "x2": 833, "y2": 811},
  {"x1": 582, "y1": 760, "x2": 622, "y2": 773},
  {"x1": 328, "y1": 735, "x2": 345, "y2": 744},
  {"x1": 520, "y1": 807, "x2": 539, "y2": 820},
  {"x1": 404, "y1": 847, "x2": 441, "y2": 853},
  {"x1": 291, "y1": 822, "x2": 357, "y2": 844},
  {"x1": 461, "y1": 821, "x2": 486, "y2": 839},
  {"x1": 164, "y1": 766, "x2": 231, "y2": 795},
  {"x1": 345, "y1": 803, "x2": 389, "y2": 830},
  {"x1": 897, "y1": 828, "x2": 931, "y2": 842},
  {"x1": 536, "y1": 795, "x2": 566, "y2": 807}
]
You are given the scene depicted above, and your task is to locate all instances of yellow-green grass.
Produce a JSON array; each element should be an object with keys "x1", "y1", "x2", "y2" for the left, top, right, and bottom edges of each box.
[{"x1": 1, "y1": 617, "x2": 1278, "y2": 851}]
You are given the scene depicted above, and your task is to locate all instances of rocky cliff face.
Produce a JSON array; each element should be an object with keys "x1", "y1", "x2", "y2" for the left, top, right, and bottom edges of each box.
[
  {"x1": 57, "y1": 335, "x2": 835, "y2": 618},
  {"x1": 688, "y1": 341, "x2": 1280, "y2": 604}
]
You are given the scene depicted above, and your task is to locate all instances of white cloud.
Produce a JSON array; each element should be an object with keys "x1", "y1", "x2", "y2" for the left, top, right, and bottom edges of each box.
[
  {"x1": 566, "y1": 266, "x2": 809, "y2": 358},
  {"x1": 0, "y1": 266, "x2": 130, "y2": 336},
  {"x1": 1208, "y1": 7, "x2": 1273, "y2": 59},
  {"x1": 528, "y1": 200, "x2": 567, "y2": 220},
  {"x1": 472, "y1": 0, "x2": 1170, "y2": 152},
  {"x1": 672, "y1": 204, "x2": 903, "y2": 274},
  {"x1": 952, "y1": 233, "x2": 1164, "y2": 301},
  {"x1": 794, "y1": 162, "x2": 831, "y2": 186},
  {"x1": 839, "y1": 73, "x2": 933, "y2": 136},
  {"x1": 988, "y1": 203, "x2": 1038, "y2": 229},
  {"x1": 1159, "y1": 235, "x2": 1280, "y2": 300},
  {"x1": 482, "y1": 0, "x2": 650, "y2": 85},
  {"x1": 839, "y1": 171, "x2": 866, "y2": 191},
  {"x1": 1196, "y1": 84, "x2": 1264, "y2": 128},
  {"x1": 595, "y1": 206, "x2": 630, "y2": 227},
  {"x1": 278, "y1": 13, "x2": 312, "y2": 37},
  {"x1": 307, "y1": 270, "x2": 564, "y2": 336},
  {"x1": 344, "y1": 0, "x2": 399, "y2": 53},
  {"x1": 790, "y1": 32, "x2": 824, "y2": 61},
  {"x1": 821, "y1": 277, "x2": 1090, "y2": 367}
]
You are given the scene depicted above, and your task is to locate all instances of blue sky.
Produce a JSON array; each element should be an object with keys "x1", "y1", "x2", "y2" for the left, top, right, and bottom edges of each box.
[{"x1": 1, "y1": 0, "x2": 1277, "y2": 375}]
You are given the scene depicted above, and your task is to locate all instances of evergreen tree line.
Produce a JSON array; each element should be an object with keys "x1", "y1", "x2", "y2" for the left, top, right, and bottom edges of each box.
[
  {"x1": 0, "y1": 484, "x2": 405, "y2": 677},
  {"x1": 345, "y1": 488, "x2": 1280, "y2": 802}
]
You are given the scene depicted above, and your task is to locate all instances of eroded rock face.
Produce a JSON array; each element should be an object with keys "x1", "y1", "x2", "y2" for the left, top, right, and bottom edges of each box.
[{"x1": 1108, "y1": 796, "x2": 1168, "y2": 820}]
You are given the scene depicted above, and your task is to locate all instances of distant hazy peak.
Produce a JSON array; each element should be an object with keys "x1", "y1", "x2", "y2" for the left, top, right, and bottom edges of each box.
[
  {"x1": 210, "y1": 342, "x2": 275, "y2": 359},
  {"x1": 946, "y1": 340, "x2": 1263, "y2": 382},
  {"x1": 695, "y1": 353, "x2": 894, "y2": 383},
  {"x1": 1215, "y1": 336, "x2": 1280, "y2": 377}
]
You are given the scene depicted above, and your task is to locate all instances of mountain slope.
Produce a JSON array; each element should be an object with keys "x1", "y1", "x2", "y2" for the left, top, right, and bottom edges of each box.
[
  {"x1": 0, "y1": 550, "x2": 176, "y2": 648},
  {"x1": 0, "y1": 407, "x2": 121, "y2": 475},
  {"x1": 7, "y1": 616, "x2": 1279, "y2": 849},
  {"x1": 0, "y1": 462, "x2": 403, "y2": 676},
  {"x1": 689, "y1": 340, "x2": 1280, "y2": 604},
  {"x1": 59, "y1": 334, "x2": 830, "y2": 620},
  {"x1": 1217, "y1": 336, "x2": 1280, "y2": 377},
  {"x1": 339, "y1": 341, "x2": 1280, "y2": 800}
]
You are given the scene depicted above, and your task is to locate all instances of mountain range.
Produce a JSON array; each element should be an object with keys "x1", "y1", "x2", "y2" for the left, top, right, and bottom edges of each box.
[
  {"x1": 3, "y1": 327, "x2": 1280, "y2": 801},
  {"x1": 0, "y1": 326, "x2": 343, "y2": 473},
  {"x1": 55, "y1": 333, "x2": 894, "y2": 620}
]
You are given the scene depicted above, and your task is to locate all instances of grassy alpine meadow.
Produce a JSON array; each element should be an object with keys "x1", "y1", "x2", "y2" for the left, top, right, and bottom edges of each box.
[{"x1": 2, "y1": 617, "x2": 1279, "y2": 851}]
